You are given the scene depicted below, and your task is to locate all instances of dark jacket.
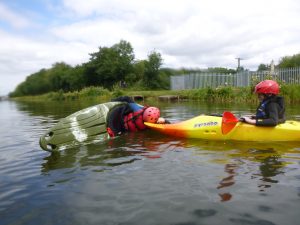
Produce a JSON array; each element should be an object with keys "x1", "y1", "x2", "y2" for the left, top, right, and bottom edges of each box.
[
  {"x1": 106, "y1": 96, "x2": 146, "y2": 136},
  {"x1": 254, "y1": 96, "x2": 286, "y2": 126}
]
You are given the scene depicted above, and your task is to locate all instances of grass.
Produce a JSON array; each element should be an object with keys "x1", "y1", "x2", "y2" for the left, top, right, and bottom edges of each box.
[{"x1": 11, "y1": 84, "x2": 300, "y2": 104}]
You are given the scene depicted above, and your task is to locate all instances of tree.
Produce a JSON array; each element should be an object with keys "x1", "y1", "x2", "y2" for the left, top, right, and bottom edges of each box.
[
  {"x1": 126, "y1": 60, "x2": 146, "y2": 85},
  {"x1": 13, "y1": 69, "x2": 51, "y2": 96},
  {"x1": 257, "y1": 64, "x2": 270, "y2": 71},
  {"x1": 278, "y1": 53, "x2": 300, "y2": 68},
  {"x1": 85, "y1": 40, "x2": 135, "y2": 89},
  {"x1": 68, "y1": 65, "x2": 86, "y2": 91},
  {"x1": 48, "y1": 62, "x2": 73, "y2": 92},
  {"x1": 207, "y1": 67, "x2": 236, "y2": 74},
  {"x1": 143, "y1": 51, "x2": 163, "y2": 89}
]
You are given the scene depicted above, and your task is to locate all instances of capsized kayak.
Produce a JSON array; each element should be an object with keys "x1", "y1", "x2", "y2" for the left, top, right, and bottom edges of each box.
[
  {"x1": 39, "y1": 102, "x2": 125, "y2": 152},
  {"x1": 145, "y1": 114, "x2": 300, "y2": 142}
]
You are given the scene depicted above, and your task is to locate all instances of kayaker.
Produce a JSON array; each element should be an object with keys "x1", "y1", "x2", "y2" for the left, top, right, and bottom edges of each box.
[
  {"x1": 106, "y1": 96, "x2": 168, "y2": 137},
  {"x1": 241, "y1": 80, "x2": 285, "y2": 126}
]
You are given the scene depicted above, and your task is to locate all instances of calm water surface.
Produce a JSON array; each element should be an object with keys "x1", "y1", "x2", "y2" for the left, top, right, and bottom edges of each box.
[{"x1": 0, "y1": 99, "x2": 300, "y2": 225}]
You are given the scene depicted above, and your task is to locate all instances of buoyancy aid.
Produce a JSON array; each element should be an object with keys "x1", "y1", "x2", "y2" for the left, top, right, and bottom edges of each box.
[
  {"x1": 256, "y1": 99, "x2": 269, "y2": 119},
  {"x1": 123, "y1": 108, "x2": 147, "y2": 132},
  {"x1": 256, "y1": 96, "x2": 285, "y2": 121},
  {"x1": 106, "y1": 103, "x2": 131, "y2": 137}
]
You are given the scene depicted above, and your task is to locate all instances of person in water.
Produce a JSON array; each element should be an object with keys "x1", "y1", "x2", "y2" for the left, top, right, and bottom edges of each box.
[
  {"x1": 106, "y1": 96, "x2": 168, "y2": 137},
  {"x1": 241, "y1": 80, "x2": 285, "y2": 126}
]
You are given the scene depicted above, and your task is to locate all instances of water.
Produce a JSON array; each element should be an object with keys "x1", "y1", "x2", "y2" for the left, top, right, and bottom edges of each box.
[{"x1": 0, "y1": 99, "x2": 300, "y2": 225}]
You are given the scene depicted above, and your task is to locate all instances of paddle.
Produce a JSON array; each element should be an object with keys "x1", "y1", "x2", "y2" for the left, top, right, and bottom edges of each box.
[{"x1": 221, "y1": 111, "x2": 241, "y2": 135}]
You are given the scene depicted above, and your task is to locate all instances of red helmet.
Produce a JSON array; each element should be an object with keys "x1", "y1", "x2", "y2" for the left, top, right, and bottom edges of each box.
[
  {"x1": 254, "y1": 80, "x2": 279, "y2": 95},
  {"x1": 143, "y1": 107, "x2": 160, "y2": 123}
]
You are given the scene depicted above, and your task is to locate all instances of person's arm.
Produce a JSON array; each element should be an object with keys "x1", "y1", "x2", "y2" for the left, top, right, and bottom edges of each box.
[
  {"x1": 241, "y1": 116, "x2": 256, "y2": 125},
  {"x1": 241, "y1": 103, "x2": 279, "y2": 126}
]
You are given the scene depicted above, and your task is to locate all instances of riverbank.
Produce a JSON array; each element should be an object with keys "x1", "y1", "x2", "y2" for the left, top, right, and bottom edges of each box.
[{"x1": 11, "y1": 84, "x2": 300, "y2": 104}]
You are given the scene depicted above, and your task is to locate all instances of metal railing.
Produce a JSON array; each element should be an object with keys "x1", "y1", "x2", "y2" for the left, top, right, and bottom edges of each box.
[{"x1": 170, "y1": 67, "x2": 300, "y2": 90}]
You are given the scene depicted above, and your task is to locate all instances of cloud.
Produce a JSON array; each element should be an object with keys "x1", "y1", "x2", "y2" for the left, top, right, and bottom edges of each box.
[
  {"x1": 0, "y1": 29, "x2": 91, "y2": 95},
  {"x1": 0, "y1": 2, "x2": 31, "y2": 29},
  {"x1": 0, "y1": 0, "x2": 300, "y2": 95}
]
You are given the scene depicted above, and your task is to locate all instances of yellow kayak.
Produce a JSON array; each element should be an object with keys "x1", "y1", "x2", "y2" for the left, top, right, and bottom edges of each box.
[{"x1": 145, "y1": 113, "x2": 300, "y2": 142}]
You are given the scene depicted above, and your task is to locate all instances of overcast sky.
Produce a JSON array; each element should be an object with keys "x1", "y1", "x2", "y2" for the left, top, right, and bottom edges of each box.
[{"x1": 0, "y1": 0, "x2": 299, "y2": 95}]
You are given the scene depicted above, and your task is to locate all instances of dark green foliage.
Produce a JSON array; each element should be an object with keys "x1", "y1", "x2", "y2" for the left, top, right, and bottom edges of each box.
[
  {"x1": 127, "y1": 60, "x2": 146, "y2": 85},
  {"x1": 10, "y1": 39, "x2": 300, "y2": 98},
  {"x1": 257, "y1": 64, "x2": 270, "y2": 71},
  {"x1": 278, "y1": 53, "x2": 300, "y2": 68},
  {"x1": 84, "y1": 40, "x2": 135, "y2": 89},
  {"x1": 216, "y1": 86, "x2": 234, "y2": 98},
  {"x1": 205, "y1": 87, "x2": 216, "y2": 101},
  {"x1": 80, "y1": 86, "x2": 110, "y2": 97},
  {"x1": 207, "y1": 67, "x2": 236, "y2": 74},
  {"x1": 257, "y1": 53, "x2": 300, "y2": 70},
  {"x1": 10, "y1": 40, "x2": 170, "y2": 97},
  {"x1": 9, "y1": 62, "x2": 82, "y2": 97},
  {"x1": 112, "y1": 89, "x2": 125, "y2": 98},
  {"x1": 143, "y1": 51, "x2": 163, "y2": 89},
  {"x1": 279, "y1": 84, "x2": 300, "y2": 103},
  {"x1": 10, "y1": 69, "x2": 51, "y2": 96}
]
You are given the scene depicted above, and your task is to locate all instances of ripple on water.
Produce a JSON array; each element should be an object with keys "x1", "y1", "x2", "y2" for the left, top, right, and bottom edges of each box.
[{"x1": 1, "y1": 101, "x2": 300, "y2": 225}]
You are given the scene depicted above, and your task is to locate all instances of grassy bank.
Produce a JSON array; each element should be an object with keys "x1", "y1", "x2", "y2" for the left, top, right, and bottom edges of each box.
[{"x1": 12, "y1": 84, "x2": 300, "y2": 104}]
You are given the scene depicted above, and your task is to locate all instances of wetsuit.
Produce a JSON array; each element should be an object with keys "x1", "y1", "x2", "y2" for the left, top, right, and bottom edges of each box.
[{"x1": 254, "y1": 96, "x2": 285, "y2": 126}]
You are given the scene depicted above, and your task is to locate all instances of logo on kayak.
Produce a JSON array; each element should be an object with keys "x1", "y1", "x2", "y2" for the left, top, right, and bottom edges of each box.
[{"x1": 194, "y1": 121, "x2": 218, "y2": 128}]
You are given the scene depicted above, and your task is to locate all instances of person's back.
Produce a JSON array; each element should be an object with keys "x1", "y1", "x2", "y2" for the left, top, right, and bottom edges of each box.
[
  {"x1": 106, "y1": 96, "x2": 163, "y2": 136},
  {"x1": 255, "y1": 95, "x2": 285, "y2": 126}
]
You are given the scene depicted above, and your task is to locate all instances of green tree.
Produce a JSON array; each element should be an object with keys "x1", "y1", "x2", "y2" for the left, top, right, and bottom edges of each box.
[
  {"x1": 12, "y1": 69, "x2": 51, "y2": 96},
  {"x1": 48, "y1": 62, "x2": 73, "y2": 92},
  {"x1": 143, "y1": 51, "x2": 163, "y2": 89},
  {"x1": 126, "y1": 60, "x2": 146, "y2": 85},
  {"x1": 207, "y1": 67, "x2": 236, "y2": 74},
  {"x1": 278, "y1": 53, "x2": 300, "y2": 68},
  {"x1": 85, "y1": 40, "x2": 135, "y2": 89},
  {"x1": 68, "y1": 65, "x2": 86, "y2": 91},
  {"x1": 257, "y1": 64, "x2": 270, "y2": 71}
]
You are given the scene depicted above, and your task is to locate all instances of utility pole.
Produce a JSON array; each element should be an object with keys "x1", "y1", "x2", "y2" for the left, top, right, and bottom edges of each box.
[{"x1": 235, "y1": 57, "x2": 244, "y2": 71}]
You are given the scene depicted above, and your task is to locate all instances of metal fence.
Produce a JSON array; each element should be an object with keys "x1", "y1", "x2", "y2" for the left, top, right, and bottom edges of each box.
[{"x1": 170, "y1": 67, "x2": 300, "y2": 90}]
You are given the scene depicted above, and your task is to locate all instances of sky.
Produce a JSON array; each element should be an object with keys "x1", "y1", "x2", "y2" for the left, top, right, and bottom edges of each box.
[{"x1": 0, "y1": 0, "x2": 299, "y2": 96}]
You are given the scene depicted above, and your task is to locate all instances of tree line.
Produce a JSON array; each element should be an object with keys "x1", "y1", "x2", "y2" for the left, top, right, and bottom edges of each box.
[
  {"x1": 9, "y1": 40, "x2": 300, "y2": 97},
  {"x1": 257, "y1": 53, "x2": 300, "y2": 71},
  {"x1": 10, "y1": 40, "x2": 171, "y2": 97}
]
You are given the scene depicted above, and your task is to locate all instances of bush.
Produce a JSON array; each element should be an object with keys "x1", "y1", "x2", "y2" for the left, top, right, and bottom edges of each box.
[{"x1": 80, "y1": 86, "x2": 110, "y2": 97}]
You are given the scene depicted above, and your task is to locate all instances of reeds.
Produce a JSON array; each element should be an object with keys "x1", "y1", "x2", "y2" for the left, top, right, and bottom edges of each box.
[{"x1": 12, "y1": 85, "x2": 300, "y2": 104}]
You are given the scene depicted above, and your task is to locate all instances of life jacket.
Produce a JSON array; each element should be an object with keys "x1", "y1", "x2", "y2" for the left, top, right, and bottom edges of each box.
[
  {"x1": 123, "y1": 108, "x2": 147, "y2": 132},
  {"x1": 256, "y1": 96, "x2": 285, "y2": 121},
  {"x1": 256, "y1": 99, "x2": 269, "y2": 119},
  {"x1": 106, "y1": 103, "x2": 131, "y2": 137}
]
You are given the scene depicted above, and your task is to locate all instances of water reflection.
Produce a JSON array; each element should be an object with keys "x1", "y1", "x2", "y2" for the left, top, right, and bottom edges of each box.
[
  {"x1": 40, "y1": 127, "x2": 300, "y2": 204},
  {"x1": 1, "y1": 100, "x2": 300, "y2": 224},
  {"x1": 217, "y1": 163, "x2": 238, "y2": 201},
  {"x1": 186, "y1": 139, "x2": 300, "y2": 202},
  {"x1": 41, "y1": 131, "x2": 186, "y2": 174}
]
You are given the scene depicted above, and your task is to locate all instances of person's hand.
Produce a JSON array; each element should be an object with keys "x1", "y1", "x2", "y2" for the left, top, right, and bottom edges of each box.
[
  {"x1": 157, "y1": 117, "x2": 166, "y2": 124},
  {"x1": 240, "y1": 116, "x2": 256, "y2": 125}
]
